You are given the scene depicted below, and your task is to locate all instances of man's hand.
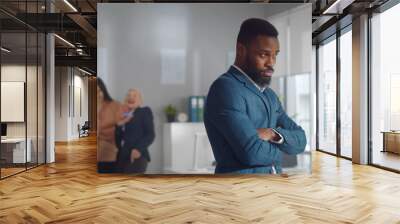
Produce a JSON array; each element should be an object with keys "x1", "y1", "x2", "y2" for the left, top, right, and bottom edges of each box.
[
  {"x1": 257, "y1": 128, "x2": 281, "y2": 142},
  {"x1": 130, "y1": 149, "x2": 141, "y2": 162}
]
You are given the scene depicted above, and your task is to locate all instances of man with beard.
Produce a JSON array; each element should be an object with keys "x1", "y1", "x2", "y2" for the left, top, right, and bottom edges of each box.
[{"x1": 204, "y1": 18, "x2": 306, "y2": 174}]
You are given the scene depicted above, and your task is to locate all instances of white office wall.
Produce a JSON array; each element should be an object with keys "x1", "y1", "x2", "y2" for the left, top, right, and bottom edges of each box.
[
  {"x1": 268, "y1": 4, "x2": 312, "y2": 77},
  {"x1": 98, "y1": 3, "x2": 312, "y2": 172},
  {"x1": 55, "y1": 67, "x2": 89, "y2": 141},
  {"x1": 55, "y1": 67, "x2": 68, "y2": 141},
  {"x1": 72, "y1": 73, "x2": 89, "y2": 138},
  {"x1": 1, "y1": 65, "x2": 26, "y2": 82}
]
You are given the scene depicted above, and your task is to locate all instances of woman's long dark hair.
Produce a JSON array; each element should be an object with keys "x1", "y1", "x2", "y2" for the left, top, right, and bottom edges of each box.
[{"x1": 97, "y1": 78, "x2": 113, "y2": 102}]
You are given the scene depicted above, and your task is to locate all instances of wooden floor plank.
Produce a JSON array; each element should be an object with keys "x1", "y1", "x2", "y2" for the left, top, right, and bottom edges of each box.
[{"x1": 0, "y1": 135, "x2": 400, "y2": 223}]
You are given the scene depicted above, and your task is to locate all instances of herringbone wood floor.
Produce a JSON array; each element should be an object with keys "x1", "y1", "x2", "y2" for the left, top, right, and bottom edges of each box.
[{"x1": 1, "y1": 136, "x2": 400, "y2": 224}]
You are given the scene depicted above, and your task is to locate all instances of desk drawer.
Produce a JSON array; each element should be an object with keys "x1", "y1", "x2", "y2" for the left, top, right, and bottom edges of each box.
[{"x1": 0, "y1": 145, "x2": 14, "y2": 163}]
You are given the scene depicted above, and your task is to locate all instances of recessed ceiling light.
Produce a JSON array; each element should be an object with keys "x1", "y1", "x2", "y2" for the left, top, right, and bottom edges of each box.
[
  {"x1": 1, "y1": 47, "x2": 11, "y2": 53},
  {"x1": 78, "y1": 67, "x2": 93, "y2": 76},
  {"x1": 54, "y1": 34, "x2": 75, "y2": 48},
  {"x1": 63, "y1": 0, "x2": 78, "y2": 12},
  {"x1": 323, "y1": 0, "x2": 354, "y2": 15}
]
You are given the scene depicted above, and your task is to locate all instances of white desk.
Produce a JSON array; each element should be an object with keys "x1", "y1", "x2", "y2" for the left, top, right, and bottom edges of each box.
[{"x1": 1, "y1": 138, "x2": 31, "y2": 163}]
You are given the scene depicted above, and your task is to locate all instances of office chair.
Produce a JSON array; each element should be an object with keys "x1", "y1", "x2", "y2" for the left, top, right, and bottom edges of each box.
[{"x1": 79, "y1": 121, "x2": 90, "y2": 138}]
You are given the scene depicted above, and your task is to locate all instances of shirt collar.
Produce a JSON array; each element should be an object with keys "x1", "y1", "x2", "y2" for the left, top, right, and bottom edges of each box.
[{"x1": 232, "y1": 64, "x2": 267, "y2": 92}]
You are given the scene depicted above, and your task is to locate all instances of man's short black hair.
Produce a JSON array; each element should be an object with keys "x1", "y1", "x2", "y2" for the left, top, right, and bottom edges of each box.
[{"x1": 237, "y1": 18, "x2": 278, "y2": 45}]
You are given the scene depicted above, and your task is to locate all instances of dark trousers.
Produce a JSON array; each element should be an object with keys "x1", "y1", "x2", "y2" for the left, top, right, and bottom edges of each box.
[
  {"x1": 122, "y1": 156, "x2": 148, "y2": 174},
  {"x1": 116, "y1": 148, "x2": 149, "y2": 174},
  {"x1": 97, "y1": 162, "x2": 118, "y2": 173}
]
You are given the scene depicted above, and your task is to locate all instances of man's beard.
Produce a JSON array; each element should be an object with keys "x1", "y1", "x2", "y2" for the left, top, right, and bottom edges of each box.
[
  {"x1": 247, "y1": 70, "x2": 271, "y2": 87},
  {"x1": 243, "y1": 59, "x2": 272, "y2": 87}
]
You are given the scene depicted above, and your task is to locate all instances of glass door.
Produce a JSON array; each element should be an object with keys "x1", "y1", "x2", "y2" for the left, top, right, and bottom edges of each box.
[
  {"x1": 370, "y1": 3, "x2": 400, "y2": 171},
  {"x1": 339, "y1": 28, "x2": 352, "y2": 159},
  {"x1": 317, "y1": 36, "x2": 337, "y2": 155}
]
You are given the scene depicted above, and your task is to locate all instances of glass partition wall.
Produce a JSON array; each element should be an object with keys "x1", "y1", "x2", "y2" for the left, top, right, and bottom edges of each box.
[
  {"x1": 340, "y1": 27, "x2": 353, "y2": 159},
  {"x1": 317, "y1": 35, "x2": 337, "y2": 155},
  {"x1": 316, "y1": 26, "x2": 353, "y2": 160},
  {"x1": 0, "y1": 2, "x2": 46, "y2": 179},
  {"x1": 271, "y1": 71, "x2": 314, "y2": 174}
]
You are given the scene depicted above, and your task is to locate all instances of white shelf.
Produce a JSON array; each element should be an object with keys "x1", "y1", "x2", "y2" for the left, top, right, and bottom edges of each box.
[{"x1": 163, "y1": 123, "x2": 215, "y2": 174}]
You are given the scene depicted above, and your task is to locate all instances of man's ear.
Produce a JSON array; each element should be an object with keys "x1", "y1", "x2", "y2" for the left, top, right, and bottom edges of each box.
[{"x1": 236, "y1": 42, "x2": 246, "y2": 60}]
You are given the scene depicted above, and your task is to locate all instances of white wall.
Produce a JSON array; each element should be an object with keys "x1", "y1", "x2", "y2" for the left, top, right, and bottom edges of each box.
[
  {"x1": 55, "y1": 67, "x2": 89, "y2": 141},
  {"x1": 98, "y1": 3, "x2": 312, "y2": 172},
  {"x1": 55, "y1": 66, "x2": 68, "y2": 141},
  {"x1": 73, "y1": 72, "x2": 89, "y2": 138},
  {"x1": 267, "y1": 4, "x2": 312, "y2": 77}
]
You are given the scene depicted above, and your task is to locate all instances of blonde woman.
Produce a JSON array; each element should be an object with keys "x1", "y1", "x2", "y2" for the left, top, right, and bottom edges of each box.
[
  {"x1": 97, "y1": 78, "x2": 131, "y2": 173},
  {"x1": 115, "y1": 89, "x2": 155, "y2": 173}
]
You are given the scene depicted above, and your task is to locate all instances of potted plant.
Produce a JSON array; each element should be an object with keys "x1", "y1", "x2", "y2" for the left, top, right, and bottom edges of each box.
[{"x1": 164, "y1": 104, "x2": 177, "y2": 122}]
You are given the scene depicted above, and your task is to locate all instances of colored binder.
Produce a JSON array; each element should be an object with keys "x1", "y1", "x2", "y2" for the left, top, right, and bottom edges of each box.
[
  {"x1": 189, "y1": 96, "x2": 198, "y2": 122},
  {"x1": 197, "y1": 96, "x2": 205, "y2": 122}
]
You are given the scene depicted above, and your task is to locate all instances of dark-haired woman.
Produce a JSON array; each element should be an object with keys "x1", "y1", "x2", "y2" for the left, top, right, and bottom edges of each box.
[{"x1": 97, "y1": 78, "x2": 131, "y2": 173}]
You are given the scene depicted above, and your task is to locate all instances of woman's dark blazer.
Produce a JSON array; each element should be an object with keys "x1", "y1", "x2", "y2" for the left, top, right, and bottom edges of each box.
[{"x1": 115, "y1": 106, "x2": 155, "y2": 164}]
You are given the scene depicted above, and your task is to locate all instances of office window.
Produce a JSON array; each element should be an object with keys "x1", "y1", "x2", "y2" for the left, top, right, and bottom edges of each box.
[
  {"x1": 318, "y1": 37, "x2": 337, "y2": 155},
  {"x1": 340, "y1": 29, "x2": 352, "y2": 158},
  {"x1": 287, "y1": 74, "x2": 312, "y2": 152},
  {"x1": 271, "y1": 73, "x2": 313, "y2": 173},
  {"x1": 371, "y1": 3, "x2": 400, "y2": 171}
]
